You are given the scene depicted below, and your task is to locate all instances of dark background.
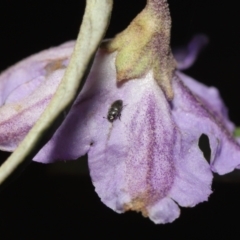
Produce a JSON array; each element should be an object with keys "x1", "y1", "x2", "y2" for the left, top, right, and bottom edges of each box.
[{"x1": 1, "y1": 0, "x2": 240, "y2": 239}]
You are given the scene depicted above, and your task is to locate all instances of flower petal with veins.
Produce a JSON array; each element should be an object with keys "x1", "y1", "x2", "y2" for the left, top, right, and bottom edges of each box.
[
  {"x1": 1, "y1": 40, "x2": 240, "y2": 224},
  {"x1": 0, "y1": 42, "x2": 74, "y2": 151}
]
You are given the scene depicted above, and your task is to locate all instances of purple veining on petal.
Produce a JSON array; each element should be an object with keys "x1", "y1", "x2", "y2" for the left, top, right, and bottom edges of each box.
[
  {"x1": 126, "y1": 93, "x2": 175, "y2": 204},
  {"x1": 0, "y1": 42, "x2": 75, "y2": 154},
  {"x1": 0, "y1": 96, "x2": 51, "y2": 151},
  {"x1": 86, "y1": 69, "x2": 182, "y2": 223},
  {"x1": 1, "y1": 38, "x2": 240, "y2": 224},
  {"x1": 172, "y1": 76, "x2": 240, "y2": 175},
  {"x1": 177, "y1": 71, "x2": 235, "y2": 132}
]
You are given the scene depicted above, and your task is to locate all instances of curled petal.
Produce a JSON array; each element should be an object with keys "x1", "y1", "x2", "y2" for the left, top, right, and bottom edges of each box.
[
  {"x1": 0, "y1": 42, "x2": 74, "y2": 151},
  {"x1": 177, "y1": 71, "x2": 235, "y2": 132},
  {"x1": 172, "y1": 76, "x2": 240, "y2": 175},
  {"x1": 173, "y1": 34, "x2": 209, "y2": 70}
]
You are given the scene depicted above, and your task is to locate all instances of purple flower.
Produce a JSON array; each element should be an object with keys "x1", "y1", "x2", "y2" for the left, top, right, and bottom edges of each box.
[
  {"x1": 0, "y1": 35, "x2": 240, "y2": 224},
  {"x1": 1, "y1": 0, "x2": 240, "y2": 224}
]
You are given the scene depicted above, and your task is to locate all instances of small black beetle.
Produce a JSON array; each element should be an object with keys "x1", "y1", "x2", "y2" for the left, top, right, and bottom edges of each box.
[{"x1": 107, "y1": 100, "x2": 123, "y2": 122}]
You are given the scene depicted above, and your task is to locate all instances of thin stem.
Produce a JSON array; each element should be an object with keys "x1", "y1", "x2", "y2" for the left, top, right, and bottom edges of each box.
[{"x1": 0, "y1": 0, "x2": 113, "y2": 189}]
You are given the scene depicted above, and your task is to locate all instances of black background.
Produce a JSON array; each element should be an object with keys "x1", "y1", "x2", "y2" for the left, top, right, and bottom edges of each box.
[{"x1": 1, "y1": 0, "x2": 240, "y2": 239}]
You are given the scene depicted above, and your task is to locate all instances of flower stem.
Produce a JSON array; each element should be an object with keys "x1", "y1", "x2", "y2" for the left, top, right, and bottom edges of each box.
[{"x1": 0, "y1": 0, "x2": 113, "y2": 189}]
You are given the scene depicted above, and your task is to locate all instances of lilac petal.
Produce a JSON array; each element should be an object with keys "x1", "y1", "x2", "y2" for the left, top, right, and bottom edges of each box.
[
  {"x1": 169, "y1": 133, "x2": 212, "y2": 207},
  {"x1": 0, "y1": 42, "x2": 74, "y2": 151},
  {"x1": 172, "y1": 77, "x2": 240, "y2": 175},
  {"x1": 0, "y1": 41, "x2": 73, "y2": 106},
  {"x1": 33, "y1": 50, "x2": 117, "y2": 162},
  {"x1": 34, "y1": 50, "x2": 180, "y2": 223},
  {"x1": 147, "y1": 198, "x2": 180, "y2": 224},
  {"x1": 173, "y1": 34, "x2": 209, "y2": 70},
  {"x1": 86, "y1": 69, "x2": 217, "y2": 222},
  {"x1": 1, "y1": 40, "x2": 240, "y2": 224},
  {"x1": 87, "y1": 71, "x2": 179, "y2": 223},
  {"x1": 177, "y1": 71, "x2": 235, "y2": 132}
]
